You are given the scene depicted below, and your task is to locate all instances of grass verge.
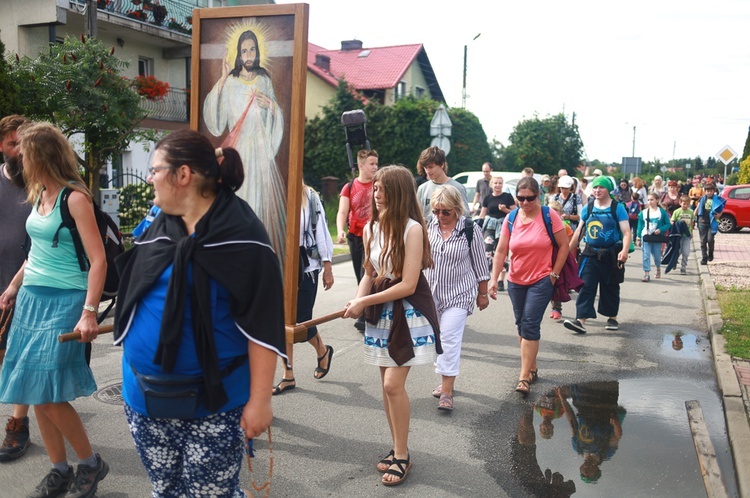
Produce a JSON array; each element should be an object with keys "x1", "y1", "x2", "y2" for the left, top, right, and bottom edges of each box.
[{"x1": 716, "y1": 288, "x2": 750, "y2": 359}]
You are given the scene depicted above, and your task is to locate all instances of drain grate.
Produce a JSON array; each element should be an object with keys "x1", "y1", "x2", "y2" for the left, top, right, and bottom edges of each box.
[{"x1": 94, "y1": 382, "x2": 124, "y2": 405}]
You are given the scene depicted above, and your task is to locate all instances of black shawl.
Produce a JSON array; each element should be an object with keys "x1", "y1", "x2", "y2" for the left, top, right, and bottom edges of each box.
[{"x1": 113, "y1": 190, "x2": 286, "y2": 412}]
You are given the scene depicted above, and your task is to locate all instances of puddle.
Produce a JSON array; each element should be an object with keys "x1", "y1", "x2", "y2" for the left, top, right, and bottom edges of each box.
[
  {"x1": 659, "y1": 333, "x2": 707, "y2": 360},
  {"x1": 479, "y1": 379, "x2": 738, "y2": 497}
]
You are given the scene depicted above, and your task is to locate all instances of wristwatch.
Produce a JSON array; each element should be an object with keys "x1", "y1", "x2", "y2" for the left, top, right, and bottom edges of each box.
[
  {"x1": 550, "y1": 272, "x2": 560, "y2": 279},
  {"x1": 83, "y1": 304, "x2": 97, "y2": 314}
]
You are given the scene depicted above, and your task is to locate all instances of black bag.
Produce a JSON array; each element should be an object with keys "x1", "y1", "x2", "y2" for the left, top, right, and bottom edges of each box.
[
  {"x1": 53, "y1": 187, "x2": 125, "y2": 323},
  {"x1": 133, "y1": 367, "x2": 204, "y2": 420},
  {"x1": 642, "y1": 233, "x2": 669, "y2": 243},
  {"x1": 131, "y1": 356, "x2": 247, "y2": 419}
]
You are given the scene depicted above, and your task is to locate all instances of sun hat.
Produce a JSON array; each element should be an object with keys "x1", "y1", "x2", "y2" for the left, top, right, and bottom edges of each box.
[
  {"x1": 558, "y1": 175, "x2": 574, "y2": 189},
  {"x1": 593, "y1": 168, "x2": 603, "y2": 176}
]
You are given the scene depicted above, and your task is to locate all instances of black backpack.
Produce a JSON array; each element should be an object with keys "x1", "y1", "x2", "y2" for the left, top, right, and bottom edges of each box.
[{"x1": 53, "y1": 187, "x2": 125, "y2": 321}]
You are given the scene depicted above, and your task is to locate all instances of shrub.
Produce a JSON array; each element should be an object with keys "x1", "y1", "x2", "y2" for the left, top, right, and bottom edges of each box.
[{"x1": 119, "y1": 182, "x2": 154, "y2": 231}]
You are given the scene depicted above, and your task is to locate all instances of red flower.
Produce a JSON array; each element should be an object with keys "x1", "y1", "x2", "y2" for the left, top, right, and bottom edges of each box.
[{"x1": 133, "y1": 75, "x2": 170, "y2": 100}]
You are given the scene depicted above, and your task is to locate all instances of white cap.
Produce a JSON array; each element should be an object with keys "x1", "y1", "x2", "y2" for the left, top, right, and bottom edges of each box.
[
  {"x1": 593, "y1": 168, "x2": 603, "y2": 176},
  {"x1": 558, "y1": 175, "x2": 574, "y2": 188}
]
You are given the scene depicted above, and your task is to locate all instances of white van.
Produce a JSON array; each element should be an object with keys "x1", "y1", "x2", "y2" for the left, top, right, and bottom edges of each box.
[{"x1": 452, "y1": 171, "x2": 543, "y2": 207}]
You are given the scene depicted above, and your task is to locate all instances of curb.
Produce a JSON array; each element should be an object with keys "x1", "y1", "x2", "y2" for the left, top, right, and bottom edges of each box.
[
  {"x1": 332, "y1": 252, "x2": 351, "y2": 266},
  {"x1": 695, "y1": 235, "x2": 750, "y2": 497}
]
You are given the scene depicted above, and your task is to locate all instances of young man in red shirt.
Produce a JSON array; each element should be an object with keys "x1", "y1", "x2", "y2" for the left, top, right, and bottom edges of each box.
[{"x1": 336, "y1": 149, "x2": 378, "y2": 331}]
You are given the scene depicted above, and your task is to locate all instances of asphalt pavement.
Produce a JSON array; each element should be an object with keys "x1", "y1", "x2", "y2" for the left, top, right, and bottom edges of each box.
[{"x1": 0, "y1": 233, "x2": 747, "y2": 497}]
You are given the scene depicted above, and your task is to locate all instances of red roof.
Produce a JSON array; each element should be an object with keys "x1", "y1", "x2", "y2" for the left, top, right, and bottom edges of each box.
[{"x1": 307, "y1": 42, "x2": 444, "y2": 101}]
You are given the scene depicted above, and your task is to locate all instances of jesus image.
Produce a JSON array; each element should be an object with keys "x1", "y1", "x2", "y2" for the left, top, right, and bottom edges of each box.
[{"x1": 203, "y1": 26, "x2": 286, "y2": 261}]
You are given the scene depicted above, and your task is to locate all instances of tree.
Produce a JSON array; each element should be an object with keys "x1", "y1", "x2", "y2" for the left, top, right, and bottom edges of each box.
[
  {"x1": 739, "y1": 155, "x2": 750, "y2": 185},
  {"x1": 742, "y1": 125, "x2": 750, "y2": 163},
  {"x1": 303, "y1": 83, "x2": 491, "y2": 186},
  {"x1": 7, "y1": 35, "x2": 157, "y2": 195},
  {"x1": 504, "y1": 113, "x2": 584, "y2": 175},
  {"x1": 0, "y1": 37, "x2": 22, "y2": 118}
]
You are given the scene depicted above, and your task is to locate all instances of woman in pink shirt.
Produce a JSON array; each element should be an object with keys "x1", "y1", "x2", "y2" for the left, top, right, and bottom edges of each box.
[{"x1": 488, "y1": 177, "x2": 569, "y2": 395}]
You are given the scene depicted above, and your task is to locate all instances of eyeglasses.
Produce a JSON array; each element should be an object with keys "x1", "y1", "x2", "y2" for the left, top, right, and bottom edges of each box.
[
  {"x1": 432, "y1": 209, "x2": 453, "y2": 217},
  {"x1": 516, "y1": 196, "x2": 537, "y2": 203},
  {"x1": 148, "y1": 166, "x2": 171, "y2": 176}
]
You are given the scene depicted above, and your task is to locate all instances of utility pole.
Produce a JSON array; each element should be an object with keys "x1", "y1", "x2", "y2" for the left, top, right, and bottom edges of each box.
[
  {"x1": 632, "y1": 125, "x2": 636, "y2": 157},
  {"x1": 461, "y1": 33, "x2": 481, "y2": 109},
  {"x1": 86, "y1": 0, "x2": 97, "y2": 38}
]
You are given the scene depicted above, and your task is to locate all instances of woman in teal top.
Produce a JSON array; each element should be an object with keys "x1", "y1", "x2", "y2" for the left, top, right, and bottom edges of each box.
[{"x1": 0, "y1": 123, "x2": 109, "y2": 497}]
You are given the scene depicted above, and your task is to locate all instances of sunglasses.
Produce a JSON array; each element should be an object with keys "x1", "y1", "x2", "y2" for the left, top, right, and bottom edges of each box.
[
  {"x1": 432, "y1": 209, "x2": 453, "y2": 217},
  {"x1": 516, "y1": 195, "x2": 537, "y2": 203}
]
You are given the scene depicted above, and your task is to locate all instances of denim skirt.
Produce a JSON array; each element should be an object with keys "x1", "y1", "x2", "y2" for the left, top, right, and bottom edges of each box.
[{"x1": 0, "y1": 285, "x2": 96, "y2": 405}]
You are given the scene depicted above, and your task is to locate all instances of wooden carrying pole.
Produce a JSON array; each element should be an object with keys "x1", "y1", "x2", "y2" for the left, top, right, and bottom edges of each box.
[
  {"x1": 285, "y1": 310, "x2": 345, "y2": 344},
  {"x1": 60, "y1": 311, "x2": 348, "y2": 344},
  {"x1": 58, "y1": 324, "x2": 114, "y2": 343}
]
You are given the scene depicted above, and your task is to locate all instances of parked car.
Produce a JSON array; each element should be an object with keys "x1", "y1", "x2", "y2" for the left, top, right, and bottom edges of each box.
[{"x1": 718, "y1": 184, "x2": 750, "y2": 233}]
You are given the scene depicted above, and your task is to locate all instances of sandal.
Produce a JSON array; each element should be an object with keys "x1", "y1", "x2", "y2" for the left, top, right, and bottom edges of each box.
[
  {"x1": 381, "y1": 455, "x2": 412, "y2": 486},
  {"x1": 438, "y1": 393, "x2": 454, "y2": 411},
  {"x1": 376, "y1": 449, "x2": 394, "y2": 473},
  {"x1": 432, "y1": 384, "x2": 442, "y2": 398},
  {"x1": 530, "y1": 370, "x2": 539, "y2": 383},
  {"x1": 272, "y1": 377, "x2": 296, "y2": 395},
  {"x1": 515, "y1": 379, "x2": 530, "y2": 395},
  {"x1": 314, "y1": 345, "x2": 334, "y2": 380},
  {"x1": 655, "y1": 268, "x2": 661, "y2": 279}
]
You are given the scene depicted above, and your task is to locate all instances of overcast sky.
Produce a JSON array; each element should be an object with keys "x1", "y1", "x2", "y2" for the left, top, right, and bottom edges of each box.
[{"x1": 279, "y1": 0, "x2": 750, "y2": 165}]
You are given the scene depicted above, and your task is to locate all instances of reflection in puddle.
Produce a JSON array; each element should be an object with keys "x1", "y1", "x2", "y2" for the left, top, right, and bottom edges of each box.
[
  {"x1": 660, "y1": 333, "x2": 706, "y2": 360},
  {"x1": 504, "y1": 379, "x2": 737, "y2": 497},
  {"x1": 511, "y1": 382, "x2": 623, "y2": 497}
]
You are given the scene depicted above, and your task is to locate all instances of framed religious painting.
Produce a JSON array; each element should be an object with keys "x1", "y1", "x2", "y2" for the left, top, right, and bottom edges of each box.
[{"x1": 191, "y1": 4, "x2": 308, "y2": 326}]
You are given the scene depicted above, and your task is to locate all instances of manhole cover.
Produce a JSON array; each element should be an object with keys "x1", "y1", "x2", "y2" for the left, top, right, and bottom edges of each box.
[{"x1": 94, "y1": 383, "x2": 123, "y2": 405}]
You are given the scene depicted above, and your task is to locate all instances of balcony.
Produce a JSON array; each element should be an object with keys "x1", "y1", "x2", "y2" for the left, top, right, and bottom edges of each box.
[
  {"x1": 70, "y1": 0, "x2": 197, "y2": 36},
  {"x1": 140, "y1": 87, "x2": 189, "y2": 122}
]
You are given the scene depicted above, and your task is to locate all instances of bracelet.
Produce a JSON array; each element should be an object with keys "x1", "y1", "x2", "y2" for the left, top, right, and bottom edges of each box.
[
  {"x1": 479, "y1": 293, "x2": 488, "y2": 298},
  {"x1": 550, "y1": 272, "x2": 560, "y2": 279}
]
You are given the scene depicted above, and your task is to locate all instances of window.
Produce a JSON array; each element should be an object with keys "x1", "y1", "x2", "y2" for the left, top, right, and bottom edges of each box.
[
  {"x1": 395, "y1": 81, "x2": 407, "y2": 101},
  {"x1": 415, "y1": 86, "x2": 425, "y2": 98},
  {"x1": 138, "y1": 57, "x2": 153, "y2": 77}
]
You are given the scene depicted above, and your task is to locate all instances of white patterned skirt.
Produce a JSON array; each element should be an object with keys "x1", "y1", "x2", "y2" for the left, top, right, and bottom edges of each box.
[{"x1": 363, "y1": 300, "x2": 437, "y2": 367}]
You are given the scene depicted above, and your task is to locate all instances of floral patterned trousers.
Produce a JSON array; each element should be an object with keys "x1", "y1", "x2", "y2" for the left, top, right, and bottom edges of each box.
[{"x1": 125, "y1": 404, "x2": 246, "y2": 498}]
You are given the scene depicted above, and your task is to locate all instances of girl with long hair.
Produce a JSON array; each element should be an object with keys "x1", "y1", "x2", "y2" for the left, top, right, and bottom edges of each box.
[
  {"x1": 0, "y1": 122, "x2": 108, "y2": 497},
  {"x1": 343, "y1": 165, "x2": 440, "y2": 486}
]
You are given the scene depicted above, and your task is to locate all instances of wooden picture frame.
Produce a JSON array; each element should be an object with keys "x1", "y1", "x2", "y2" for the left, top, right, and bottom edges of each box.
[{"x1": 190, "y1": 4, "x2": 308, "y2": 330}]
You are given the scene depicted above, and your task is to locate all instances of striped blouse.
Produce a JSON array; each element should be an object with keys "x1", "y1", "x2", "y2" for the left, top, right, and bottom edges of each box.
[{"x1": 423, "y1": 218, "x2": 490, "y2": 314}]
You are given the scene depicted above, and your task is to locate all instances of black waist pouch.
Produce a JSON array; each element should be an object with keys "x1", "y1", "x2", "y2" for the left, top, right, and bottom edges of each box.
[{"x1": 131, "y1": 356, "x2": 247, "y2": 419}]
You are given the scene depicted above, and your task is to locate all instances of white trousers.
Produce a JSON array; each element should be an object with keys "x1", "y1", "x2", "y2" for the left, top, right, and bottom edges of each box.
[{"x1": 434, "y1": 307, "x2": 469, "y2": 377}]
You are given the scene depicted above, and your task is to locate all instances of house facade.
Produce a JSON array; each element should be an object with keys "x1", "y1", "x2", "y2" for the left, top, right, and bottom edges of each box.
[{"x1": 306, "y1": 39, "x2": 445, "y2": 119}]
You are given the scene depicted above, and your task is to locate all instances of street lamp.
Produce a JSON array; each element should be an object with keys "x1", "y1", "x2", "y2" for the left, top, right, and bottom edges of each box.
[{"x1": 461, "y1": 33, "x2": 481, "y2": 109}]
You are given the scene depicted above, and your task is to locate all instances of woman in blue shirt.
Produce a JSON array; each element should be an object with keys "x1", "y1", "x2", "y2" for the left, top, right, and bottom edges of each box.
[{"x1": 114, "y1": 130, "x2": 287, "y2": 497}]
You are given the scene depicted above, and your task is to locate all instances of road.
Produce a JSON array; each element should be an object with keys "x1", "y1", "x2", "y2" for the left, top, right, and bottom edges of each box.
[{"x1": 0, "y1": 250, "x2": 738, "y2": 497}]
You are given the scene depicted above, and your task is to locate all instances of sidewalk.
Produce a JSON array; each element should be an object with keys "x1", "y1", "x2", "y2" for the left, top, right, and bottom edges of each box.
[{"x1": 697, "y1": 229, "x2": 750, "y2": 497}]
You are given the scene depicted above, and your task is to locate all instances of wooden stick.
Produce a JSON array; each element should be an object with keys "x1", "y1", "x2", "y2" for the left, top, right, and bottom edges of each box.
[
  {"x1": 285, "y1": 309, "x2": 346, "y2": 344},
  {"x1": 685, "y1": 400, "x2": 729, "y2": 498},
  {"x1": 58, "y1": 324, "x2": 114, "y2": 343}
]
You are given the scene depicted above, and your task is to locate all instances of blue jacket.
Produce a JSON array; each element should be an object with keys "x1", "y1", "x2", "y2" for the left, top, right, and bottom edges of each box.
[{"x1": 695, "y1": 194, "x2": 726, "y2": 234}]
